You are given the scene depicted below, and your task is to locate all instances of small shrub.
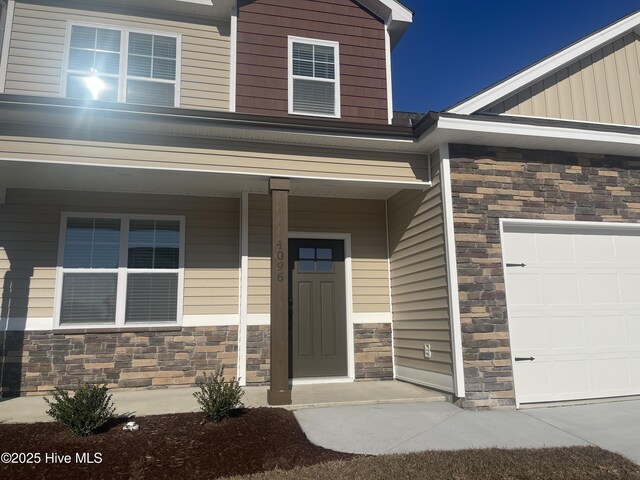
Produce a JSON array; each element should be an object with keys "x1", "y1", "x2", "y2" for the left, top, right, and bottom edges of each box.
[
  {"x1": 194, "y1": 367, "x2": 244, "y2": 422},
  {"x1": 44, "y1": 383, "x2": 116, "y2": 436}
]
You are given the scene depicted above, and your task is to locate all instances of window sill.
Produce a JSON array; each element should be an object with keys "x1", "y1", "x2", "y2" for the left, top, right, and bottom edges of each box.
[{"x1": 53, "y1": 325, "x2": 182, "y2": 335}]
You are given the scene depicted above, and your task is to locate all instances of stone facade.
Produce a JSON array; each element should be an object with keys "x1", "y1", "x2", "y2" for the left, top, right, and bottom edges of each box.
[
  {"x1": 449, "y1": 144, "x2": 640, "y2": 409},
  {"x1": 243, "y1": 323, "x2": 394, "y2": 385},
  {"x1": 245, "y1": 325, "x2": 270, "y2": 385},
  {"x1": 354, "y1": 323, "x2": 393, "y2": 380},
  {"x1": 0, "y1": 327, "x2": 238, "y2": 396}
]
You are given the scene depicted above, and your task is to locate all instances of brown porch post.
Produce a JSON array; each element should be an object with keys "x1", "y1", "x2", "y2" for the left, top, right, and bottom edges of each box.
[{"x1": 267, "y1": 177, "x2": 292, "y2": 405}]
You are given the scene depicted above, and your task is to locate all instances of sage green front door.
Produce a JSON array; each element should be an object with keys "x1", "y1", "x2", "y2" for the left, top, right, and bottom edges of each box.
[{"x1": 289, "y1": 239, "x2": 348, "y2": 378}]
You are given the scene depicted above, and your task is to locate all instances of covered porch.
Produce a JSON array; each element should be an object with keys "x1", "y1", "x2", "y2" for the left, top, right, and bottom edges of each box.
[{"x1": 0, "y1": 144, "x2": 459, "y2": 404}]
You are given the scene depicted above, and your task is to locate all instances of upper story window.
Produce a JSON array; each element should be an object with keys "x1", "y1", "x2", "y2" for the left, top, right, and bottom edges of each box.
[
  {"x1": 288, "y1": 36, "x2": 340, "y2": 118},
  {"x1": 65, "y1": 24, "x2": 180, "y2": 107}
]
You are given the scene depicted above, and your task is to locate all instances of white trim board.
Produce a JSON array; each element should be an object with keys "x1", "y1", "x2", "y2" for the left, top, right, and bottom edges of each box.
[
  {"x1": 183, "y1": 314, "x2": 239, "y2": 327},
  {"x1": 238, "y1": 191, "x2": 249, "y2": 385},
  {"x1": 1, "y1": 317, "x2": 53, "y2": 331},
  {"x1": 448, "y1": 10, "x2": 640, "y2": 114},
  {"x1": 228, "y1": 0, "x2": 237, "y2": 112},
  {"x1": 439, "y1": 144, "x2": 465, "y2": 398},
  {"x1": 351, "y1": 312, "x2": 392, "y2": 324},
  {"x1": 395, "y1": 366, "x2": 454, "y2": 393}
]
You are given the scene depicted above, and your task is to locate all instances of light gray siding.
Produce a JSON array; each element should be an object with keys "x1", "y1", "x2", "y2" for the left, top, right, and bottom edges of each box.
[
  {"x1": 487, "y1": 32, "x2": 640, "y2": 126},
  {"x1": 387, "y1": 151, "x2": 454, "y2": 392},
  {"x1": 4, "y1": 1, "x2": 230, "y2": 110}
]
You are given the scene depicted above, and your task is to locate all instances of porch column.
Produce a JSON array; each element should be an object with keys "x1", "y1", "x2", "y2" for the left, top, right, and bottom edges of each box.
[{"x1": 267, "y1": 178, "x2": 292, "y2": 405}]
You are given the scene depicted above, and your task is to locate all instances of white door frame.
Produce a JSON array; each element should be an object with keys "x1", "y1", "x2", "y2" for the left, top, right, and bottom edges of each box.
[
  {"x1": 288, "y1": 231, "x2": 355, "y2": 385},
  {"x1": 500, "y1": 217, "x2": 640, "y2": 408}
]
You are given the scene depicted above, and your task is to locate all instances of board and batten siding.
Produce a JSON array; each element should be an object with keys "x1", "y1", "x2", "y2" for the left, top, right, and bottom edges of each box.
[
  {"x1": 486, "y1": 32, "x2": 640, "y2": 127},
  {"x1": 236, "y1": 0, "x2": 389, "y2": 123},
  {"x1": 4, "y1": 0, "x2": 230, "y2": 110},
  {"x1": 0, "y1": 135, "x2": 428, "y2": 184},
  {"x1": 0, "y1": 189, "x2": 240, "y2": 323},
  {"x1": 247, "y1": 194, "x2": 390, "y2": 317},
  {"x1": 387, "y1": 151, "x2": 454, "y2": 392}
]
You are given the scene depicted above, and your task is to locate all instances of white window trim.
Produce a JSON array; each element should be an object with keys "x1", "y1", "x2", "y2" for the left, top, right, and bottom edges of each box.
[
  {"x1": 53, "y1": 212, "x2": 186, "y2": 330},
  {"x1": 288, "y1": 35, "x2": 341, "y2": 119},
  {"x1": 62, "y1": 21, "x2": 182, "y2": 108}
]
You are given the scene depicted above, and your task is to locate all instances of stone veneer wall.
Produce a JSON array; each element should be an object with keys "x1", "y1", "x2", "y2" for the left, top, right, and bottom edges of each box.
[
  {"x1": 245, "y1": 325, "x2": 270, "y2": 385},
  {"x1": 354, "y1": 323, "x2": 393, "y2": 380},
  {"x1": 449, "y1": 144, "x2": 640, "y2": 409},
  {"x1": 0, "y1": 327, "x2": 237, "y2": 396},
  {"x1": 243, "y1": 323, "x2": 393, "y2": 385}
]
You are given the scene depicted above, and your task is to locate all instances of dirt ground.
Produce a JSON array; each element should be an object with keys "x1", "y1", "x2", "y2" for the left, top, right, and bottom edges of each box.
[{"x1": 0, "y1": 408, "x2": 354, "y2": 480}]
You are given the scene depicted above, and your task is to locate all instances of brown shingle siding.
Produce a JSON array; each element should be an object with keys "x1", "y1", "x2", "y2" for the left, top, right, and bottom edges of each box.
[{"x1": 236, "y1": 0, "x2": 388, "y2": 123}]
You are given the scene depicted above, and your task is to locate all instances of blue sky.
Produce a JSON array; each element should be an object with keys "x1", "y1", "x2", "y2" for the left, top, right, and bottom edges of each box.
[{"x1": 391, "y1": 0, "x2": 640, "y2": 113}]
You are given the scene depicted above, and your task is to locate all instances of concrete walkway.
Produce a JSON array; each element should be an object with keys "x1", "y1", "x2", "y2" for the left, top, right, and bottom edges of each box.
[
  {"x1": 0, "y1": 380, "x2": 445, "y2": 423},
  {"x1": 294, "y1": 399, "x2": 640, "y2": 464}
]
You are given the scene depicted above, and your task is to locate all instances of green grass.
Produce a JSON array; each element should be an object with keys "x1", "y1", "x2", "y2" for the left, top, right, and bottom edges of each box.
[{"x1": 223, "y1": 446, "x2": 640, "y2": 480}]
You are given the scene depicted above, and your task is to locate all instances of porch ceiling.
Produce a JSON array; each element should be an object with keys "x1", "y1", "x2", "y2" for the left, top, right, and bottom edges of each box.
[{"x1": 0, "y1": 160, "x2": 427, "y2": 200}]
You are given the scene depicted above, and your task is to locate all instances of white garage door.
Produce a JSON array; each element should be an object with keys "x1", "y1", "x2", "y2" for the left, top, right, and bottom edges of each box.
[{"x1": 502, "y1": 221, "x2": 640, "y2": 405}]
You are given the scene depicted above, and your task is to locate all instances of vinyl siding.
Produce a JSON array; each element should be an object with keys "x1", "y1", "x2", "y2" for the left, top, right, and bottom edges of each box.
[
  {"x1": 236, "y1": 0, "x2": 388, "y2": 123},
  {"x1": 247, "y1": 194, "x2": 390, "y2": 315},
  {"x1": 0, "y1": 135, "x2": 428, "y2": 184},
  {"x1": 487, "y1": 32, "x2": 640, "y2": 126},
  {"x1": 387, "y1": 151, "x2": 454, "y2": 384},
  {"x1": 0, "y1": 189, "x2": 239, "y2": 320},
  {"x1": 4, "y1": 1, "x2": 230, "y2": 110}
]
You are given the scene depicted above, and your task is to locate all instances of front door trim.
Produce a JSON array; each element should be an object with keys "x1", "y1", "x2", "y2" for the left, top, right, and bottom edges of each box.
[{"x1": 289, "y1": 231, "x2": 354, "y2": 383}]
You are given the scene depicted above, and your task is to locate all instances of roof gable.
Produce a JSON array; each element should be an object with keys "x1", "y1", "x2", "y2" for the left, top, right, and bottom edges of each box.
[
  {"x1": 448, "y1": 9, "x2": 640, "y2": 115},
  {"x1": 484, "y1": 32, "x2": 640, "y2": 127}
]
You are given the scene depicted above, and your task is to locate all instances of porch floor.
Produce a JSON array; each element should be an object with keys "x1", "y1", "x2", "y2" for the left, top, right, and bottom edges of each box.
[{"x1": 0, "y1": 381, "x2": 448, "y2": 423}]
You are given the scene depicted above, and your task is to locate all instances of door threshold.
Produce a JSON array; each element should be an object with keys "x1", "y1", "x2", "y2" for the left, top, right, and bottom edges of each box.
[{"x1": 289, "y1": 376, "x2": 353, "y2": 386}]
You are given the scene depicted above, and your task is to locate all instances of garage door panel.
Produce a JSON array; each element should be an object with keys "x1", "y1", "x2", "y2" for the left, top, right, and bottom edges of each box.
[
  {"x1": 615, "y1": 236, "x2": 640, "y2": 264},
  {"x1": 514, "y1": 361, "x2": 552, "y2": 402},
  {"x1": 550, "y1": 316, "x2": 586, "y2": 350},
  {"x1": 509, "y1": 314, "x2": 548, "y2": 351},
  {"x1": 506, "y1": 274, "x2": 541, "y2": 305},
  {"x1": 628, "y1": 316, "x2": 640, "y2": 347},
  {"x1": 621, "y1": 275, "x2": 640, "y2": 304},
  {"x1": 543, "y1": 273, "x2": 580, "y2": 305},
  {"x1": 575, "y1": 235, "x2": 616, "y2": 264},
  {"x1": 554, "y1": 360, "x2": 590, "y2": 396},
  {"x1": 504, "y1": 231, "x2": 538, "y2": 263},
  {"x1": 503, "y1": 224, "x2": 640, "y2": 405},
  {"x1": 592, "y1": 316, "x2": 626, "y2": 349},
  {"x1": 584, "y1": 274, "x2": 621, "y2": 304},
  {"x1": 538, "y1": 233, "x2": 575, "y2": 263}
]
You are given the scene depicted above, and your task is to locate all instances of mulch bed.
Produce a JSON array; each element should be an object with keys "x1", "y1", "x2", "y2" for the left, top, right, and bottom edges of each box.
[
  {"x1": 225, "y1": 446, "x2": 640, "y2": 480},
  {"x1": 0, "y1": 408, "x2": 355, "y2": 480}
]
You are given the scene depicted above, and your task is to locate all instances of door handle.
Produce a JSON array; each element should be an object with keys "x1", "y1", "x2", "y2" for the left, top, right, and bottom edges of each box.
[
  {"x1": 514, "y1": 357, "x2": 535, "y2": 362},
  {"x1": 506, "y1": 263, "x2": 526, "y2": 268}
]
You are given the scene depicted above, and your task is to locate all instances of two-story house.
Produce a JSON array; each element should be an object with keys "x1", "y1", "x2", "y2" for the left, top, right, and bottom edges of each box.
[{"x1": 1, "y1": 0, "x2": 639, "y2": 410}]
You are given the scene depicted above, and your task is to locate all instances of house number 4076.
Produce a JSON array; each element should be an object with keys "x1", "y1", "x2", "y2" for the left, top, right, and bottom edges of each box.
[{"x1": 276, "y1": 240, "x2": 284, "y2": 282}]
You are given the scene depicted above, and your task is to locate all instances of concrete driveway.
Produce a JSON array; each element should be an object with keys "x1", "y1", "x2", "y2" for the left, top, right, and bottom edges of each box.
[{"x1": 294, "y1": 398, "x2": 640, "y2": 464}]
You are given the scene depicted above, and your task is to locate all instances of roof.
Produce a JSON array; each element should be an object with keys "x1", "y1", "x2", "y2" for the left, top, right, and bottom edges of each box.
[
  {"x1": 447, "y1": 9, "x2": 640, "y2": 115},
  {"x1": 355, "y1": 0, "x2": 413, "y2": 47}
]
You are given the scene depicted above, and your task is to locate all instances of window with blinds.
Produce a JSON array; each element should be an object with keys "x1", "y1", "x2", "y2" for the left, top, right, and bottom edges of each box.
[
  {"x1": 57, "y1": 215, "x2": 183, "y2": 327},
  {"x1": 289, "y1": 37, "x2": 340, "y2": 117},
  {"x1": 65, "y1": 25, "x2": 179, "y2": 107}
]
